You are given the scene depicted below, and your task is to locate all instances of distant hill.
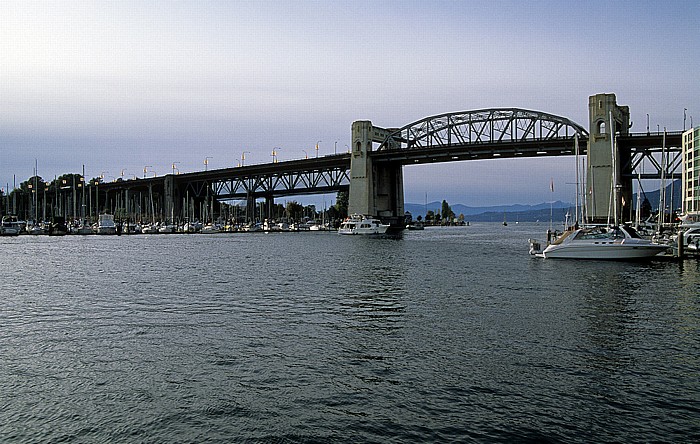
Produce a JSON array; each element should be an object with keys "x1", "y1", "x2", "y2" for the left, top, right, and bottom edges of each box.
[
  {"x1": 405, "y1": 179, "x2": 682, "y2": 223},
  {"x1": 404, "y1": 200, "x2": 573, "y2": 220},
  {"x1": 635, "y1": 179, "x2": 681, "y2": 211}
]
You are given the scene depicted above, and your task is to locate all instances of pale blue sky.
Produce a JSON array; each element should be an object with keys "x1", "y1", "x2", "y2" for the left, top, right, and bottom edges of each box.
[{"x1": 1, "y1": 0, "x2": 698, "y2": 206}]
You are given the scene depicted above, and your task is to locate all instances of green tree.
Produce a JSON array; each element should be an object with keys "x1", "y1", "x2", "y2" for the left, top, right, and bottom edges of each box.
[
  {"x1": 441, "y1": 200, "x2": 455, "y2": 224},
  {"x1": 286, "y1": 200, "x2": 304, "y2": 221},
  {"x1": 335, "y1": 191, "x2": 348, "y2": 219}
]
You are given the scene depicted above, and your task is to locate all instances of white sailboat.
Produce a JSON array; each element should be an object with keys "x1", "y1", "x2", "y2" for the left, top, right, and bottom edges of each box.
[{"x1": 529, "y1": 130, "x2": 667, "y2": 259}]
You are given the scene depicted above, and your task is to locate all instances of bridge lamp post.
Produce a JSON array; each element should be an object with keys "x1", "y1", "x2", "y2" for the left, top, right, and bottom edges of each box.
[
  {"x1": 241, "y1": 151, "x2": 250, "y2": 167},
  {"x1": 143, "y1": 166, "x2": 152, "y2": 178},
  {"x1": 302, "y1": 150, "x2": 308, "y2": 159},
  {"x1": 334, "y1": 140, "x2": 337, "y2": 155},
  {"x1": 345, "y1": 144, "x2": 349, "y2": 153},
  {"x1": 172, "y1": 162, "x2": 180, "y2": 175},
  {"x1": 647, "y1": 114, "x2": 650, "y2": 135},
  {"x1": 204, "y1": 156, "x2": 212, "y2": 171},
  {"x1": 316, "y1": 140, "x2": 321, "y2": 158}
]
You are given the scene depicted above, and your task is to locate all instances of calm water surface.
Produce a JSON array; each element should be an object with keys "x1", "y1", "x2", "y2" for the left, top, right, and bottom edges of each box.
[{"x1": 1, "y1": 223, "x2": 698, "y2": 443}]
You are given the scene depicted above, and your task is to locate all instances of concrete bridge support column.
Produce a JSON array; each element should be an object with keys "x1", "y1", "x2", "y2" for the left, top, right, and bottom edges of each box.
[
  {"x1": 164, "y1": 175, "x2": 178, "y2": 223},
  {"x1": 348, "y1": 121, "x2": 405, "y2": 223},
  {"x1": 586, "y1": 93, "x2": 632, "y2": 224},
  {"x1": 348, "y1": 121, "x2": 375, "y2": 216},
  {"x1": 245, "y1": 193, "x2": 256, "y2": 223},
  {"x1": 265, "y1": 195, "x2": 274, "y2": 221}
]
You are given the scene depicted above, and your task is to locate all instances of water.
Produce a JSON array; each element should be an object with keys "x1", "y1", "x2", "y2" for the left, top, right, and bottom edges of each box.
[{"x1": 1, "y1": 224, "x2": 698, "y2": 443}]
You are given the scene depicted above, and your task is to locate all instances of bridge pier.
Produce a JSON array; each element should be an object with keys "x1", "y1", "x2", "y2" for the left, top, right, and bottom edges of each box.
[
  {"x1": 164, "y1": 175, "x2": 178, "y2": 222},
  {"x1": 246, "y1": 192, "x2": 256, "y2": 223},
  {"x1": 348, "y1": 121, "x2": 404, "y2": 224},
  {"x1": 587, "y1": 93, "x2": 633, "y2": 224}
]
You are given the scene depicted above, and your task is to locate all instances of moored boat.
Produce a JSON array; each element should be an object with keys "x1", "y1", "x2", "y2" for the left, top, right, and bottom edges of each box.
[
  {"x1": 338, "y1": 214, "x2": 389, "y2": 235},
  {"x1": 529, "y1": 225, "x2": 668, "y2": 260},
  {"x1": 0, "y1": 216, "x2": 22, "y2": 236},
  {"x1": 96, "y1": 214, "x2": 117, "y2": 235}
]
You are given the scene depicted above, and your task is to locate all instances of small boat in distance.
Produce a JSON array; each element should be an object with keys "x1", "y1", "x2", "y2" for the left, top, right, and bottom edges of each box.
[
  {"x1": 48, "y1": 216, "x2": 68, "y2": 236},
  {"x1": 0, "y1": 216, "x2": 21, "y2": 236},
  {"x1": 406, "y1": 221, "x2": 424, "y2": 230},
  {"x1": 529, "y1": 225, "x2": 668, "y2": 260},
  {"x1": 96, "y1": 214, "x2": 117, "y2": 235},
  {"x1": 338, "y1": 214, "x2": 390, "y2": 235}
]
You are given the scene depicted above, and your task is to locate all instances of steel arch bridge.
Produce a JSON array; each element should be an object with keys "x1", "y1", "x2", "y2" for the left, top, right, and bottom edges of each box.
[
  {"x1": 97, "y1": 104, "x2": 681, "y2": 224},
  {"x1": 377, "y1": 108, "x2": 588, "y2": 154}
]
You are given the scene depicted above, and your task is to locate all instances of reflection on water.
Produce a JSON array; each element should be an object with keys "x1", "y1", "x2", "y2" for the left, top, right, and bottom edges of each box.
[{"x1": 1, "y1": 225, "x2": 698, "y2": 442}]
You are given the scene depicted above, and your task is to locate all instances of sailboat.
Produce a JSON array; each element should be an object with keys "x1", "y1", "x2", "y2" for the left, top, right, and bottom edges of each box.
[
  {"x1": 529, "y1": 132, "x2": 667, "y2": 259},
  {"x1": 27, "y1": 160, "x2": 45, "y2": 235}
]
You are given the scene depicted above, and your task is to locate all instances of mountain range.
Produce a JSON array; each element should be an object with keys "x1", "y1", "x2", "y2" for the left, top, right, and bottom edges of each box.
[{"x1": 405, "y1": 179, "x2": 683, "y2": 223}]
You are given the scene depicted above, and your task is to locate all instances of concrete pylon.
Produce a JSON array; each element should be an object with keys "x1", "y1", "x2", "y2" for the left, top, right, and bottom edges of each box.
[
  {"x1": 164, "y1": 175, "x2": 178, "y2": 223},
  {"x1": 586, "y1": 93, "x2": 632, "y2": 224},
  {"x1": 348, "y1": 121, "x2": 374, "y2": 216},
  {"x1": 347, "y1": 121, "x2": 405, "y2": 222}
]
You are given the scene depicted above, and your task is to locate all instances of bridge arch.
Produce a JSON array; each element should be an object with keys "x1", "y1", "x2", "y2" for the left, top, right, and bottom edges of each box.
[{"x1": 377, "y1": 108, "x2": 588, "y2": 151}]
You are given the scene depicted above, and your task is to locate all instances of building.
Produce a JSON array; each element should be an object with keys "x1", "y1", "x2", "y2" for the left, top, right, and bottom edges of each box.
[{"x1": 682, "y1": 126, "x2": 700, "y2": 215}]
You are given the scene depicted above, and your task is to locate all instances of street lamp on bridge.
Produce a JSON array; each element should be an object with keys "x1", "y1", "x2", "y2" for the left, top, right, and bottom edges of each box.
[
  {"x1": 143, "y1": 166, "x2": 152, "y2": 178},
  {"x1": 316, "y1": 140, "x2": 321, "y2": 158},
  {"x1": 302, "y1": 149, "x2": 308, "y2": 159},
  {"x1": 172, "y1": 162, "x2": 180, "y2": 175},
  {"x1": 271, "y1": 147, "x2": 281, "y2": 163},
  {"x1": 241, "y1": 151, "x2": 250, "y2": 167},
  {"x1": 204, "y1": 156, "x2": 212, "y2": 171}
]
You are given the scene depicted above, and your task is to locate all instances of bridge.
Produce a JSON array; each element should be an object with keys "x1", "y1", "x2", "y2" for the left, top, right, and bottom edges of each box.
[{"x1": 99, "y1": 93, "x2": 683, "y2": 226}]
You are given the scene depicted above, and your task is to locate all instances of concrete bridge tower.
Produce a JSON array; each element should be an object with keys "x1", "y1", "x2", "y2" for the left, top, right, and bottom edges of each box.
[
  {"x1": 348, "y1": 121, "x2": 404, "y2": 224},
  {"x1": 587, "y1": 93, "x2": 632, "y2": 223}
]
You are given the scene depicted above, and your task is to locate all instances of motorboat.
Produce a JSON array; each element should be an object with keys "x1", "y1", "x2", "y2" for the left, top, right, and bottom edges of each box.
[
  {"x1": 338, "y1": 214, "x2": 390, "y2": 235},
  {"x1": 529, "y1": 225, "x2": 668, "y2": 259},
  {"x1": 27, "y1": 222, "x2": 45, "y2": 235},
  {"x1": 675, "y1": 224, "x2": 700, "y2": 251},
  {"x1": 406, "y1": 221, "x2": 425, "y2": 230},
  {"x1": 75, "y1": 222, "x2": 94, "y2": 235},
  {"x1": 158, "y1": 223, "x2": 177, "y2": 234},
  {"x1": 48, "y1": 217, "x2": 68, "y2": 236},
  {"x1": 0, "y1": 216, "x2": 21, "y2": 236},
  {"x1": 96, "y1": 214, "x2": 117, "y2": 235},
  {"x1": 201, "y1": 223, "x2": 222, "y2": 234}
]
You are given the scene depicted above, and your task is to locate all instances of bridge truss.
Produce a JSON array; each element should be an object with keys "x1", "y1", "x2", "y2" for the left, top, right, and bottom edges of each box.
[
  {"x1": 378, "y1": 108, "x2": 588, "y2": 151},
  {"x1": 201, "y1": 156, "x2": 351, "y2": 200}
]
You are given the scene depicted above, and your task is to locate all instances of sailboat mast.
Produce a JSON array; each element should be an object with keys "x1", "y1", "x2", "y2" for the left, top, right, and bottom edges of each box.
[
  {"x1": 574, "y1": 135, "x2": 580, "y2": 226},
  {"x1": 657, "y1": 129, "x2": 667, "y2": 232},
  {"x1": 34, "y1": 159, "x2": 38, "y2": 223}
]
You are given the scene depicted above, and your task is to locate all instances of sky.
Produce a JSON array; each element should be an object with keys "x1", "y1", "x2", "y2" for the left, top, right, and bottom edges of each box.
[{"x1": 1, "y1": 0, "x2": 699, "y2": 207}]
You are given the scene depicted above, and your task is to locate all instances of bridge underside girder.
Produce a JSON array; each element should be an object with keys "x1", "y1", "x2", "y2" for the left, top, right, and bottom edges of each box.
[
  {"x1": 210, "y1": 166, "x2": 350, "y2": 200},
  {"x1": 371, "y1": 138, "x2": 585, "y2": 164}
]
